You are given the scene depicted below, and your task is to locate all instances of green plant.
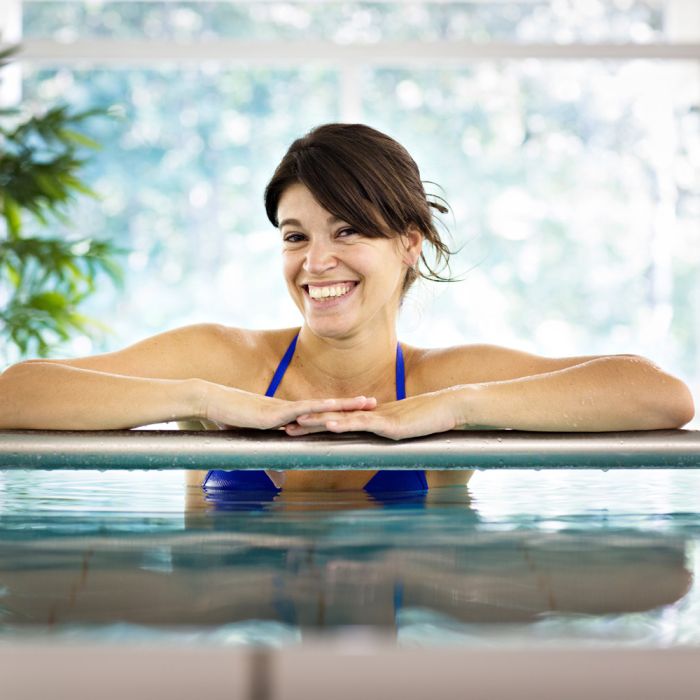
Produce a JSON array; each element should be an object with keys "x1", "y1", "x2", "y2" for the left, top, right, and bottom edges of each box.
[{"x1": 0, "y1": 46, "x2": 124, "y2": 362}]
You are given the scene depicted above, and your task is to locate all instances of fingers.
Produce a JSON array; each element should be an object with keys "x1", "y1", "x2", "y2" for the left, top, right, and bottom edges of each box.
[
  {"x1": 269, "y1": 396, "x2": 372, "y2": 430},
  {"x1": 286, "y1": 409, "x2": 404, "y2": 439},
  {"x1": 326, "y1": 413, "x2": 378, "y2": 433},
  {"x1": 295, "y1": 411, "x2": 346, "y2": 426},
  {"x1": 284, "y1": 423, "x2": 328, "y2": 436},
  {"x1": 284, "y1": 408, "x2": 378, "y2": 436},
  {"x1": 345, "y1": 395, "x2": 377, "y2": 410},
  {"x1": 280, "y1": 396, "x2": 375, "y2": 425},
  {"x1": 301, "y1": 395, "x2": 376, "y2": 414},
  {"x1": 328, "y1": 416, "x2": 401, "y2": 440},
  {"x1": 298, "y1": 410, "x2": 377, "y2": 430}
]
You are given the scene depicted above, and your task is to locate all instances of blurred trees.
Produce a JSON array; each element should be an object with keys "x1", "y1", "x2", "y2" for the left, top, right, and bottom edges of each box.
[{"x1": 0, "y1": 48, "x2": 123, "y2": 362}]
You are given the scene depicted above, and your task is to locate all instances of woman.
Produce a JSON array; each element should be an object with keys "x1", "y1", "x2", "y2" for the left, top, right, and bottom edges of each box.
[{"x1": 0, "y1": 123, "x2": 694, "y2": 493}]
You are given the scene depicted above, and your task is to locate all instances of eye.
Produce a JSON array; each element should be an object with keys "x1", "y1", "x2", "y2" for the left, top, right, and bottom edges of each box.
[
  {"x1": 337, "y1": 228, "x2": 360, "y2": 238},
  {"x1": 282, "y1": 232, "x2": 306, "y2": 243}
]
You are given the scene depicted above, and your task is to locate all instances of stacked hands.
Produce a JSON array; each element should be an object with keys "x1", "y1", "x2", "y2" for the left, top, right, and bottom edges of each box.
[{"x1": 203, "y1": 386, "x2": 462, "y2": 441}]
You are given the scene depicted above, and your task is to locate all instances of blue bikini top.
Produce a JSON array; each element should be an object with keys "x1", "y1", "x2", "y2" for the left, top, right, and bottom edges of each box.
[{"x1": 203, "y1": 332, "x2": 428, "y2": 494}]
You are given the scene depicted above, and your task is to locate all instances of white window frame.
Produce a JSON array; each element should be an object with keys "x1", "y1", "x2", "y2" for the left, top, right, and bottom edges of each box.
[{"x1": 2, "y1": 0, "x2": 700, "y2": 118}]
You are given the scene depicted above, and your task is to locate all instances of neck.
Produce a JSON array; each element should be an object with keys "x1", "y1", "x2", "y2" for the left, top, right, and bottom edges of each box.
[{"x1": 296, "y1": 324, "x2": 399, "y2": 397}]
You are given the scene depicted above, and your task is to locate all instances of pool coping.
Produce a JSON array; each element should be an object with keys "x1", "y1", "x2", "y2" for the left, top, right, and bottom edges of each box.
[{"x1": 1, "y1": 428, "x2": 699, "y2": 469}]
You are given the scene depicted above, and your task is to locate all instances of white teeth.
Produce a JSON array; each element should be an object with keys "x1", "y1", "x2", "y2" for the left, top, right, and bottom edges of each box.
[{"x1": 308, "y1": 283, "x2": 354, "y2": 300}]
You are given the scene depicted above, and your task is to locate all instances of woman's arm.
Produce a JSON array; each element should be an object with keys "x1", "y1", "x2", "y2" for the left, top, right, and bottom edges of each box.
[
  {"x1": 0, "y1": 323, "x2": 229, "y2": 430},
  {"x1": 0, "y1": 362, "x2": 203, "y2": 429},
  {"x1": 450, "y1": 355, "x2": 695, "y2": 432},
  {"x1": 290, "y1": 353, "x2": 694, "y2": 439},
  {"x1": 0, "y1": 323, "x2": 376, "y2": 430}
]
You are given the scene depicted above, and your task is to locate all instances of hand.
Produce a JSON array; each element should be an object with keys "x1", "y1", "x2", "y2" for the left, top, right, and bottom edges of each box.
[
  {"x1": 202, "y1": 381, "x2": 377, "y2": 430},
  {"x1": 285, "y1": 389, "x2": 459, "y2": 440}
]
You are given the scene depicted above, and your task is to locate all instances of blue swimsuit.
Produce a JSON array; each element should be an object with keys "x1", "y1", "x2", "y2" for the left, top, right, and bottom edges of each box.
[{"x1": 203, "y1": 332, "x2": 428, "y2": 494}]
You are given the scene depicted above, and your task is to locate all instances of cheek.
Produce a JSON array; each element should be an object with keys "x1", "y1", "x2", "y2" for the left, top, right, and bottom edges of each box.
[
  {"x1": 374, "y1": 246, "x2": 406, "y2": 279},
  {"x1": 282, "y1": 254, "x2": 299, "y2": 283},
  {"x1": 352, "y1": 243, "x2": 397, "y2": 272}
]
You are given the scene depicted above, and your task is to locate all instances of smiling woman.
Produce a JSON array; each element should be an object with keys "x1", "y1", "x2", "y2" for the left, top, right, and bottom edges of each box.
[
  {"x1": 265, "y1": 123, "x2": 454, "y2": 296},
  {"x1": 276, "y1": 181, "x2": 422, "y2": 341},
  {"x1": 0, "y1": 123, "x2": 695, "y2": 495}
]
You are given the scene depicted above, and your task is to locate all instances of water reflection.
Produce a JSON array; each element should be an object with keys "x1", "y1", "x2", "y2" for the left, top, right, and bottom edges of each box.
[{"x1": 0, "y1": 486, "x2": 691, "y2": 638}]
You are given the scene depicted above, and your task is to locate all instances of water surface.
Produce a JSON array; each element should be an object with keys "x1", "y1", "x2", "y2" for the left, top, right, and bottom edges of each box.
[{"x1": 1, "y1": 469, "x2": 699, "y2": 647}]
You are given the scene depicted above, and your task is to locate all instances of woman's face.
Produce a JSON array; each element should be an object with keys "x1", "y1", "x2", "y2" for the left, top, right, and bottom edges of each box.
[{"x1": 277, "y1": 183, "x2": 421, "y2": 340}]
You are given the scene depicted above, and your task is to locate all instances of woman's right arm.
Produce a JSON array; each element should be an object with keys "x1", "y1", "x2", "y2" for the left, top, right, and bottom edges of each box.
[
  {"x1": 0, "y1": 323, "x2": 234, "y2": 430},
  {"x1": 0, "y1": 362, "x2": 205, "y2": 429},
  {"x1": 0, "y1": 323, "x2": 376, "y2": 430}
]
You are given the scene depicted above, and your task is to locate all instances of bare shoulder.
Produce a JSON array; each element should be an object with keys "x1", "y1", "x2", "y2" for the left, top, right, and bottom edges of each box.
[
  {"x1": 217, "y1": 325, "x2": 300, "y2": 389},
  {"x1": 20, "y1": 323, "x2": 299, "y2": 389},
  {"x1": 141, "y1": 323, "x2": 300, "y2": 389},
  {"x1": 405, "y1": 342, "x2": 612, "y2": 392}
]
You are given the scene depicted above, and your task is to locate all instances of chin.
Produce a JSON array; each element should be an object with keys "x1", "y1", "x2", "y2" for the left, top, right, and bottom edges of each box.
[{"x1": 305, "y1": 315, "x2": 357, "y2": 340}]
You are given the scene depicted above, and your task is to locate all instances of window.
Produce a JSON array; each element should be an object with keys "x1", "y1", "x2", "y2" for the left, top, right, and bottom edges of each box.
[{"x1": 2, "y1": 1, "x2": 699, "y2": 416}]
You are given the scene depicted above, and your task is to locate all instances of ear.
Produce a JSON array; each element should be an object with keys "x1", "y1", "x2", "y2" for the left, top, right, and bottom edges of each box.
[{"x1": 401, "y1": 225, "x2": 423, "y2": 266}]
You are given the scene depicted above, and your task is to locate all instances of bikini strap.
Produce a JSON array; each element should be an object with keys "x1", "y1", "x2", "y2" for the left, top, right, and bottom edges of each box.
[
  {"x1": 265, "y1": 332, "x2": 299, "y2": 397},
  {"x1": 395, "y1": 342, "x2": 406, "y2": 400}
]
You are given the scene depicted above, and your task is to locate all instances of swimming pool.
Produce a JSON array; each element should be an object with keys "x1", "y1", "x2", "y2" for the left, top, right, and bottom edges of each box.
[{"x1": 2, "y1": 430, "x2": 700, "y2": 698}]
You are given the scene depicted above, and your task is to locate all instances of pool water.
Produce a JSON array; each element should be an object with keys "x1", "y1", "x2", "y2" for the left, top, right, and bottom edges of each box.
[{"x1": 1, "y1": 468, "x2": 699, "y2": 647}]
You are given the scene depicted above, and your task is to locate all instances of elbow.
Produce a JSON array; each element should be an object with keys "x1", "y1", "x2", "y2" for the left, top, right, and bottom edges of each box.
[
  {"x1": 1, "y1": 360, "x2": 42, "y2": 386},
  {"x1": 0, "y1": 373, "x2": 17, "y2": 429},
  {"x1": 665, "y1": 381, "x2": 695, "y2": 429},
  {"x1": 0, "y1": 361, "x2": 51, "y2": 429},
  {"x1": 1, "y1": 359, "x2": 47, "y2": 379},
  {"x1": 644, "y1": 364, "x2": 695, "y2": 429},
  {"x1": 617, "y1": 356, "x2": 695, "y2": 430},
  {"x1": 0, "y1": 365, "x2": 26, "y2": 429}
]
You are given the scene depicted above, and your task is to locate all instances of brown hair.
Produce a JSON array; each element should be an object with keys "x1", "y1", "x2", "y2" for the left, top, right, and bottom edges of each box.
[{"x1": 264, "y1": 123, "x2": 455, "y2": 294}]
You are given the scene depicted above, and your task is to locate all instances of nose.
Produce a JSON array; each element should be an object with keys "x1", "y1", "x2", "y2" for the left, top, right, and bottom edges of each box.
[{"x1": 303, "y1": 237, "x2": 337, "y2": 275}]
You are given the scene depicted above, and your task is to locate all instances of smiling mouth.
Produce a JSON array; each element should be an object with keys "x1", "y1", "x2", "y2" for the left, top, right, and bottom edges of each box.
[{"x1": 302, "y1": 281, "x2": 358, "y2": 302}]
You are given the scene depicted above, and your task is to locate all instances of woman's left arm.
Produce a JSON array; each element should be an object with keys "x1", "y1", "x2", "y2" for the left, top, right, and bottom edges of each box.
[
  {"x1": 290, "y1": 355, "x2": 695, "y2": 440},
  {"x1": 448, "y1": 354, "x2": 694, "y2": 432}
]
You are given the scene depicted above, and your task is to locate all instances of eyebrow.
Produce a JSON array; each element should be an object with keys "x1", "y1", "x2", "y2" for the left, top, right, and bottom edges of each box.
[{"x1": 278, "y1": 215, "x2": 343, "y2": 229}]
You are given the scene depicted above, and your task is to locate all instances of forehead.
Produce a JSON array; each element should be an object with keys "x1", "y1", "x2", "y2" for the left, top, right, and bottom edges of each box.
[{"x1": 277, "y1": 183, "x2": 335, "y2": 225}]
